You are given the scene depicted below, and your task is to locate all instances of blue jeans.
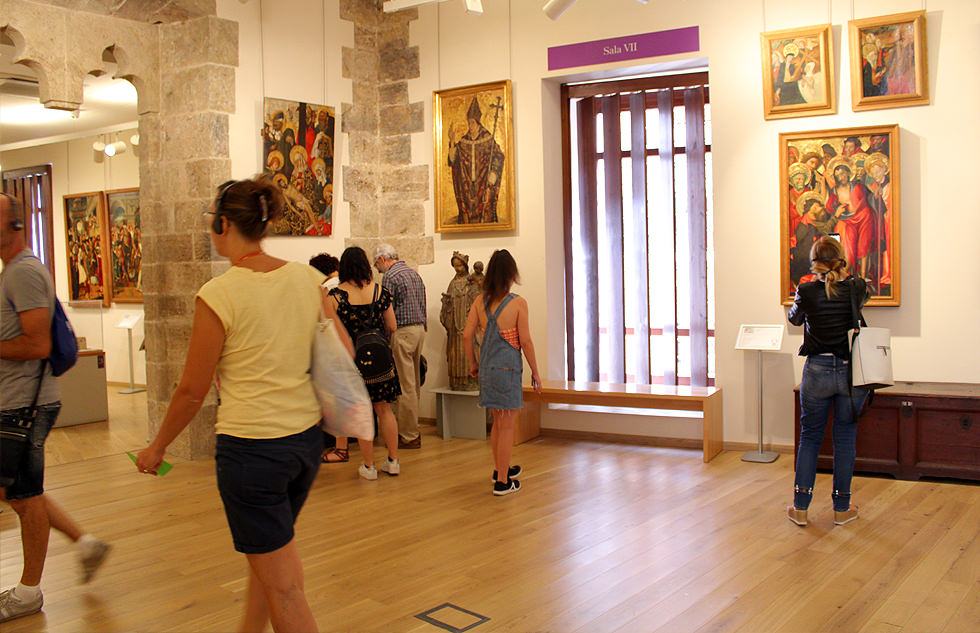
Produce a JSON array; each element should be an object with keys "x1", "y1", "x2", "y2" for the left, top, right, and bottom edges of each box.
[
  {"x1": 794, "y1": 356, "x2": 867, "y2": 512},
  {"x1": 1, "y1": 403, "x2": 61, "y2": 500}
]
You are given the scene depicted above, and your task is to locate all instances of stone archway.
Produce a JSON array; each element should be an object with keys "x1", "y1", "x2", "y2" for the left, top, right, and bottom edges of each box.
[{"x1": 2, "y1": 0, "x2": 239, "y2": 459}]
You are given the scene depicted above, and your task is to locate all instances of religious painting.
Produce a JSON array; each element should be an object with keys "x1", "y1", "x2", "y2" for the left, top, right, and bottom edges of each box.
[
  {"x1": 105, "y1": 188, "x2": 142, "y2": 303},
  {"x1": 848, "y1": 11, "x2": 928, "y2": 111},
  {"x1": 261, "y1": 97, "x2": 335, "y2": 235},
  {"x1": 62, "y1": 191, "x2": 110, "y2": 307},
  {"x1": 760, "y1": 24, "x2": 836, "y2": 120},
  {"x1": 780, "y1": 124, "x2": 900, "y2": 306},
  {"x1": 434, "y1": 80, "x2": 515, "y2": 233}
]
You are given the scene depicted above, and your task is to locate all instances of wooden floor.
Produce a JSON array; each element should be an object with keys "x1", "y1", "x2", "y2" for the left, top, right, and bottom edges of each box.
[{"x1": 2, "y1": 391, "x2": 979, "y2": 633}]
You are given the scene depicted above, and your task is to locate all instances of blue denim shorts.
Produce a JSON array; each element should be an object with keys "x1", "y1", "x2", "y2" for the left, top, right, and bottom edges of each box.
[
  {"x1": 1, "y1": 403, "x2": 61, "y2": 501},
  {"x1": 215, "y1": 424, "x2": 323, "y2": 554}
]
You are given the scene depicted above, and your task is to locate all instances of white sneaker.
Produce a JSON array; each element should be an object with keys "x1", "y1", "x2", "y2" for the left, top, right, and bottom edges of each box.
[
  {"x1": 380, "y1": 458, "x2": 400, "y2": 476},
  {"x1": 79, "y1": 539, "x2": 111, "y2": 583},
  {"x1": 0, "y1": 587, "x2": 43, "y2": 623},
  {"x1": 358, "y1": 463, "x2": 378, "y2": 480}
]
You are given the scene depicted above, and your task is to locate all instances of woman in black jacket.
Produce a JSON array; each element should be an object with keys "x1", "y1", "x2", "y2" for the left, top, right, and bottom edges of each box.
[{"x1": 787, "y1": 236, "x2": 869, "y2": 527}]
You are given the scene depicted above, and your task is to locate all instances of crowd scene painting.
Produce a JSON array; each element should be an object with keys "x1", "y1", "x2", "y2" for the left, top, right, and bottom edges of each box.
[
  {"x1": 261, "y1": 97, "x2": 335, "y2": 236},
  {"x1": 106, "y1": 188, "x2": 142, "y2": 303},
  {"x1": 63, "y1": 192, "x2": 109, "y2": 307},
  {"x1": 780, "y1": 125, "x2": 900, "y2": 306}
]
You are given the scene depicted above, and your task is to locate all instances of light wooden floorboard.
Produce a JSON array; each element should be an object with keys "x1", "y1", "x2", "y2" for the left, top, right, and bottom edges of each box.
[{"x1": 1, "y1": 391, "x2": 978, "y2": 632}]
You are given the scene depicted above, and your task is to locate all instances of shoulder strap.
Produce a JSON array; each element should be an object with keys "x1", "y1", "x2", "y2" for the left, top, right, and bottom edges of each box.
[
  {"x1": 848, "y1": 278, "x2": 867, "y2": 330},
  {"x1": 491, "y1": 293, "x2": 516, "y2": 321}
]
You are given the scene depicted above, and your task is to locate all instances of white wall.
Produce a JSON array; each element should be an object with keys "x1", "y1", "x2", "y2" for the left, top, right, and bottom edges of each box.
[
  {"x1": 1, "y1": 130, "x2": 147, "y2": 385},
  {"x1": 220, "y1": 0, "x2": 980, "y2": 447}
]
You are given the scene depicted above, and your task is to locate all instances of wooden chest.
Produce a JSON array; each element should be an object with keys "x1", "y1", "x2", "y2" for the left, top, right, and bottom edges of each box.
[{"x1": 793, "y1": 381, "x2": 980, "y2": 481}]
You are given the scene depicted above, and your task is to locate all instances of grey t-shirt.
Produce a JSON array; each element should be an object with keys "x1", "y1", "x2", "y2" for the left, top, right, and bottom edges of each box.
[{"x1": 1, "y1": 249, "x2": 60, "y2": 409}]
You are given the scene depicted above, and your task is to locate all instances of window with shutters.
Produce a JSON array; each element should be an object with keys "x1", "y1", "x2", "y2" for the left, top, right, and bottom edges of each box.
[
  {"x1": 2, "y1": 164, "x2": 55, "y2": 280},
  {"x1": 561, "y1": 72, "x2": 714, "y2": 386}
]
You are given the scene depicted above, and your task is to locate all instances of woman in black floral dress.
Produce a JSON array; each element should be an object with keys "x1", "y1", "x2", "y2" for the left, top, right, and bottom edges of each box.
[{"x1": 329, "y1": 247, "x2": 402, "y2": 480}]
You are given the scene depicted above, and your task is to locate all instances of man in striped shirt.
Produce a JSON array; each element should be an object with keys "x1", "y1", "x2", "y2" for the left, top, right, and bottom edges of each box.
[{"x1": 374, "y1": 244, "x2": 427, "y2": 449}]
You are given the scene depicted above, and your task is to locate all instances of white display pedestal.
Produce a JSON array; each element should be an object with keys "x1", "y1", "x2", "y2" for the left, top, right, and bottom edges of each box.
[
  {"x1": 432, "y1": 387, "x2": 487, "y2": 440},
  {"x1": 735, "y1": 324, "x2": 784, "y2": 463},
  {"x1": 56, "y1": 351, "x2": 109, "y2": 427},
  {"x1": 115, "y1": 314, "x2": 145, "y2": 394}
]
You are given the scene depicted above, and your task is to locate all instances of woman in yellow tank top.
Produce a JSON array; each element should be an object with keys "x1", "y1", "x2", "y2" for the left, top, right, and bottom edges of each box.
[{"x1": 136, "y1": 177, "x2": 351, "y2": 633}]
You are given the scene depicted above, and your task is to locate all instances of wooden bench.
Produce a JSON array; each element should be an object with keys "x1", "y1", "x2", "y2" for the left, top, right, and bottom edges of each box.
[{"x1": 517, "y1": 380, "x2": 724, "y2": 462}]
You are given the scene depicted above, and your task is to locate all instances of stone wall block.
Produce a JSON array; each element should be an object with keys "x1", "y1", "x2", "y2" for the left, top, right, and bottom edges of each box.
[
  {"x1": 389, "y1": 235, "x2": 434, "y2": 268},
  {"x1": 142, "y1": 320, "x2": 167, "y2": 363},
  {"x1": 382, "y1": 135, "x2": 411, "y2": 165},
  {"x1": 191, "y1": 231, "x2": 213, "y2": 261},
  {"x1": 185, "y1": 158, "x2": 230, "y2": 199},
  {"x1": 347, "y1": 133, "x2": 380, "y2": 164},
  {"x1": 140, "y1": 263, "x2": 165, "y2": 299},
  {"x1": 379, "y1": 102, "x2": 423, "y2": 136},
  {"x1": 157, "y1": 234, "x2": 194, "y2": 263},
  {"x1": 340, "y1": 103, "x2": 378, "y2": 135},
  {"x1": 379, "y1": 82, "x2": 407, "y2": 106},
  {"x1": 348, "y1": 200, "x2": 380, "y2": 237},
  {"x1": 341, "y1": 47, "x2": 379, "y2": 82},
  {"x1": 380, "y1": 200, "x2": 425, "y2": 236},
  {"x1": 353, "y1": 25, "x2": 378, "y2": 49},
  {"x1": 339, "y1": 0, "x2": 383, "y2": 28},
  {"x1": 352, "y1": 82, "x2": 379, "y2": 111},
  {"x1": 170, "y1": 262, "x2": 212, "y2": 294},
  {"x1": 343, "y1": 166, "x2": 381, "y2": 200},
  {"x1": 379, "y1": 46, "x2": 419, "y2": 82},
  {"x1": 188, "y1": 404, "x2": 217, "y2": 458},
  {"x1": 382, "y1": 165, "x2": 429, "y2": 198},
  {"x1": 164, "y1": 322, "x2": 194, "y2": 361},
  {"x1": 162, "y1": 65, "x2": 235, "y2": 114},
  {"x1": 161, "y1": 16, "x2": 237, "y2": 69}
]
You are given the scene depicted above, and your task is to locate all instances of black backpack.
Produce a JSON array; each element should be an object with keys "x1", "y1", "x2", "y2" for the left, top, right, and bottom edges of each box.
[{"x1": 351, "y1": 284, "x2": 395, "y2": 384}]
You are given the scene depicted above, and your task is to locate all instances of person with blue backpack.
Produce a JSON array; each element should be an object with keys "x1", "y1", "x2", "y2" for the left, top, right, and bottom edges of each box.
[{"x1": 0, "y1": 193, "x2": 110, "y2": 624}]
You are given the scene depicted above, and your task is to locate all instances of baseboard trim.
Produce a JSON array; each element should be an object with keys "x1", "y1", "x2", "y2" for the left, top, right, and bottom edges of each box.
[
  {"x1": 107, "y1": 381, "x2": 147, "y2": 389},
  {"x1": 419, "y1": 417, "x2": 436, "y2": 426},
  {"x1": 538, "y1": 428, "x2": 793, "y2": 454}
]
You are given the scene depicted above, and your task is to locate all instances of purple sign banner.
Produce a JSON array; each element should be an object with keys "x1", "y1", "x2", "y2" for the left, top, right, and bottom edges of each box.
[{"x1": 547, "y1": 26, "x2": 700, "y2": 71}]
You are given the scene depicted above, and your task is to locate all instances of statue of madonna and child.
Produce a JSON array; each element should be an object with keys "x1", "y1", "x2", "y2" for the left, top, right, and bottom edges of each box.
[{"x1": 440, "y1": 251, "x2": 485, "y2": 391}]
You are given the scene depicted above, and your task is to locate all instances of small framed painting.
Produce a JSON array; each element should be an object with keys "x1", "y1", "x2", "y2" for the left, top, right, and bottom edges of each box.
[
  {"x1": 434, "y1": 80, "x2": 516, "y2": 233},
  {"x1": 760, "y1": 24, "x2": 836, "y2": 120},
  {"x1": 848, "y1": 11, "x2": 928, "y2": 111},
  {"x1": 63, "y1": 192, "x2": 110, "y2": 307},
  {"x1": 105, "y1": 188, "x2": 142, "y2": 303},
  {"x1": 780, "y1": 124, "x2": 900, "y2": 307}
]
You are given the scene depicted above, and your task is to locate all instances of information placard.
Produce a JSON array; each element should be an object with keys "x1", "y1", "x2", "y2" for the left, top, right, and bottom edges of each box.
[{"x1": 735, "y1": 324, "x2": 784, "y2": 351}]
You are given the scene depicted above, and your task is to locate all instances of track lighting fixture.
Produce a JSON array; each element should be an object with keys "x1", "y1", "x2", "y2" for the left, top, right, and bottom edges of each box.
[{"x1": 543, "y1": 0, "x2": 578, "y2": 20}]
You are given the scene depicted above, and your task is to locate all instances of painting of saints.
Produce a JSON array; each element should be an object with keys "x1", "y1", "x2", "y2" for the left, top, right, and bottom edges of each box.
[
  {"x1": 106, "y1": 188, "x2": 143, "y2": 302},
  {"x1": 63, "y1": 192, "x2": 109, "y2": 305},
  {"x1": 261, "y1": 98, "x2": 335, "y2": 235},
  {"x1": 781, "y1": 126, "x2": 899, "y2": 305}
]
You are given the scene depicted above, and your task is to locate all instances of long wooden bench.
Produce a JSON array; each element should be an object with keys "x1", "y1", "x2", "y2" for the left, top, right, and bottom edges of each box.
[{"x1": 517, "y1": 380, "x2": 724, "y2": 462}]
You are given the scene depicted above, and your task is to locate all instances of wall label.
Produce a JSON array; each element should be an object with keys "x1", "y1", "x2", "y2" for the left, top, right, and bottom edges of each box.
[{"x1": 547, "y1": 26, "x2": 700, "y2": 71}]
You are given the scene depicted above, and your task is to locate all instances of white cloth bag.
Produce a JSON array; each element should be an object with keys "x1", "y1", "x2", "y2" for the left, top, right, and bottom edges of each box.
[
  {"x1": 848, "y1": 326, "x2": 893, "y2": 389},
  {"x1": 310, "y1": 317, "x2": 375, "y2": 440}
]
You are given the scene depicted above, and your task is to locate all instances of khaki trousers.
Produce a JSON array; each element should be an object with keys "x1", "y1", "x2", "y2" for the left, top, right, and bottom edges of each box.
[{"x1": 392, "y1": 324, "x2": 425, "y2": 442}]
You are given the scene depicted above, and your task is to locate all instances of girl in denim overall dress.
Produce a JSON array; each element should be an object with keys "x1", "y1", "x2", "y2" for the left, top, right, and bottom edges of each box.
[{"x1": 464, "y1": 249, "x2": 542, "y2": 496}]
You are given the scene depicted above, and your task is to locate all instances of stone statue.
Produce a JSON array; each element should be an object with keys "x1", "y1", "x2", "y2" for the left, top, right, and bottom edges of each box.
[{"x1": 441, "y1": 251, "x2": 480, "y2": 391}]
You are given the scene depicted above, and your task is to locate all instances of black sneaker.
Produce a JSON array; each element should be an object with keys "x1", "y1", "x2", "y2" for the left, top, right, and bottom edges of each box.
[
  {"x1": 492, "y1": 478, "x2": 521, "y2": 496},
  {"x1": 490, "y1": 465, "x2": 522, "y2": 483}
]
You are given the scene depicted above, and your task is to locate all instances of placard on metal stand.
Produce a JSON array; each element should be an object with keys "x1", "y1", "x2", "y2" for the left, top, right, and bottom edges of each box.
[
  {"x1": 114, "y1": 314, "x2": 145, "y2": 394},
  {"x1": 735, "y1": 324, "x2": 784, "y2": 463}
]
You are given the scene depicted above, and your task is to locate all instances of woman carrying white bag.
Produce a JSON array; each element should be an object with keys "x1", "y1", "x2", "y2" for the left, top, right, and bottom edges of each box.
[{"x1": 786, "y1": 236, "x2": 871, "y2": 528}]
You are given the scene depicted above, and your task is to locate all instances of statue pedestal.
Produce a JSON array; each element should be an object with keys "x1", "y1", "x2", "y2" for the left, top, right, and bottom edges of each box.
[{"x1": 432, "y1": 387, "x2": 487, "y2": 440}]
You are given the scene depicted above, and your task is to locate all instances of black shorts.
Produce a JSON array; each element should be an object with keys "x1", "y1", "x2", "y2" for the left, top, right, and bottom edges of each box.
[
  {"x1": 1, "y1": 403, "x2": 60, "y2": 500},
  {"x1": 215, "y1": 424, "x2": 323, "y2": 554}
]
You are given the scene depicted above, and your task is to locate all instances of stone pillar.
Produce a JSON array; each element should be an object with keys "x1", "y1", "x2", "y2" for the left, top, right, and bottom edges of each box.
[
  {"x1": 143, "y1": 15, "x2": 238, "y2": 459},
  {"x1": 340, "y1": 0, "x2": 433, "y2": 267}
]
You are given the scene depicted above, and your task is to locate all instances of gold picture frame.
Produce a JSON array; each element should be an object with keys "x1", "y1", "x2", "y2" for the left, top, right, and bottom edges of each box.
[
  {"x1": 434, "y1": 80, "x2": 515, "y2": 233},
  {"x1": 849, "y1": 10, "x2": 928, "y2": 111},
  {"x1": 63, "y1": 191, "x2": 111, "y2": 307},
  {"x1": 105, "y1": 187, "x2": 143, "y2": 303},
  {"x1": 780, "y1": 124, "x2": 900, "y2": 306},
  {"x1": 760, "y1": 24, "x2": 836, "y2": 120}
]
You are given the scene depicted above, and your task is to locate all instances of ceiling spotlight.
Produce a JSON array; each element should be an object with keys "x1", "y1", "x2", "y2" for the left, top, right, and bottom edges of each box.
[
  {"x1": 92, "y1": 139, "x2": 105, "y2": 152},
  {"x1": 104, "y1": 141, "x2": 127, "y2": 157},
  {"x1": 463, "y1": 0, "x2": 483, "y2": 14},
  {"x1": 543, "y1": 0, "x2": 578, "y2": 20}
]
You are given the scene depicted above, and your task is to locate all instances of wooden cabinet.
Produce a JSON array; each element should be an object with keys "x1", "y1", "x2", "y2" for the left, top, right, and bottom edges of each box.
[{"x1": 793, "y1": 381, "x2": 980, "y2": 481}]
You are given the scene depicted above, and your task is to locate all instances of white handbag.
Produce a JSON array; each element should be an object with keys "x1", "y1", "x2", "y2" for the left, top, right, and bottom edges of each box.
[
  {"x1": 848, "y1": 280, "x2": 894, "y2": 389},
  {"x1": 310, "y1": 316, "x2": 375, "y2": 440}
]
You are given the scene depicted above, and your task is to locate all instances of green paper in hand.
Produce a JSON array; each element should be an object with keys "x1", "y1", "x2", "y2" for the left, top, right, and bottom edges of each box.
[{"x1": 126, "y1": 451, "x2": 173, "y2": 476}]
